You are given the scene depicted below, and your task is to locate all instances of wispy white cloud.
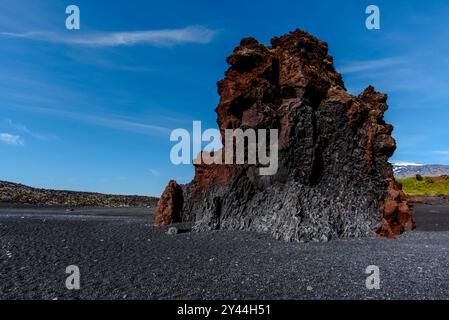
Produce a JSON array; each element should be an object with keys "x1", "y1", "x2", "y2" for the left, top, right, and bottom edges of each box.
[
  {"x1": 2, "y1": 104, "x2": 171, "y2": 137},
  {"x1": 0, "y1": 133, "x2": 24, "y2": 146},
  {"x1": 87, "y1": 114, "x2": 170, "y2": 136},
  {"x1": 338, "y1": 57, "x2": 405, "y2": 74},
  {"x1": 339, "y1": 55, "x2": 449, "y2": 107},
  {"x1": 0, "y1": 26, "x2": 217, "y2": 47},
  {"x1": 148, "y1": 169, "x2": 160, "y2": 177},
  {"x1": 434, "y1": 150, "x2": 449, "y2": 156},
  {"x1": 4, "y1": 119, "x2": 59, "y2": 141},
  {"x1": 62, "y1": 51, "x2": 157, "y2": 73}
]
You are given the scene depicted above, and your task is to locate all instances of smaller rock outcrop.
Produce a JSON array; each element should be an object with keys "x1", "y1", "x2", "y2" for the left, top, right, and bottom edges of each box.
[{"x1": 154, "y1": 180, "x2": 184, "y2": 226}]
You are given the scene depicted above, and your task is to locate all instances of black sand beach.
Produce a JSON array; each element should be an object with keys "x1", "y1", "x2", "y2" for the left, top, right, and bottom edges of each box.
[{"x1": 1, "y1": 204, "x2": 449, "y2": 300}]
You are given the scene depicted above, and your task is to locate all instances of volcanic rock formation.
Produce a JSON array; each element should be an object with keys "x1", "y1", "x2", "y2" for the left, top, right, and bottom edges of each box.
[
  {"x1": 155, "y1": 29, "x2": 414, "y2": 242},
  {"x1": 154, "y1": 180, "x2": 183, "y2": 226}
]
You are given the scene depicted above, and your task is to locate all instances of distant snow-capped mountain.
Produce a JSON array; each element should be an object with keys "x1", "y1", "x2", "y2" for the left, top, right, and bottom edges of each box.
[{"x1": 393, "y1": 163, "x2": 449, "y2": 178}]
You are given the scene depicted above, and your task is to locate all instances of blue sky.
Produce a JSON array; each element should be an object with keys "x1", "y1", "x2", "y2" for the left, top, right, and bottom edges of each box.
[{"x1": 1, "y1": 0, "x2": 448, "y2": 196}]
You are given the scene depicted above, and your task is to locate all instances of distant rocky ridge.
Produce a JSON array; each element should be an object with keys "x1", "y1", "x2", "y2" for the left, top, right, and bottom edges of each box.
[
  {"x1": 393, "y1": 164, "x2": 449, "y2": 179},
  {"x1": 155, "y1": 29, "x2": 413, "y2": 242},
  {"x1": 0, "y1": 181, "x2": 158, "y2": 208}
]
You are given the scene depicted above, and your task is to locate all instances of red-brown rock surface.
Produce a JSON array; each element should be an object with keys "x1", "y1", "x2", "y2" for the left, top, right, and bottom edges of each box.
[
  {"x1": 154, "y1": 180, "x2": 183, "y2": 227},
  {"x1": 156, "y1": 29, "x2": 414, "y2": 241}
]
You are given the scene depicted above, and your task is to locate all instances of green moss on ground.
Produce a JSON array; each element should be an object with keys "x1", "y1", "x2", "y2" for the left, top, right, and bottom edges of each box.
[{"x1": 397, "y1": 176, "x2": 449, "y2": 196}]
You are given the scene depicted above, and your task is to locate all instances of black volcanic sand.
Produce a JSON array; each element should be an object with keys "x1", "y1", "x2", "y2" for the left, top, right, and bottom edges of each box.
[{"x1": 1, "y1": 204, "x2": 449, "y2": 300}]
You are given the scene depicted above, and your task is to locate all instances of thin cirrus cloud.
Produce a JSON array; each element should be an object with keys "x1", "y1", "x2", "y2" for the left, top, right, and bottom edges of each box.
[
  {"x1": 338, "y1": 57, "x2": 405, "y2": 74},
  {"x1": 148, "y1": 169, "x2": 160, "y2": 177},
  {"x1": 434, "y1": 151, "x2": 449, "y2": 156},
  {"x1": 0, "y1": 133, "x2": 24, "y2": 146},
  {"x1": 0, "y1": 26, "x2": 217, "y2": 47},
  {"x1": 4, "y1": 119, "x2": 60, "y2": 141},
  {"x1": 2, "y1": 103, "x2": 171, "y2": 137}
]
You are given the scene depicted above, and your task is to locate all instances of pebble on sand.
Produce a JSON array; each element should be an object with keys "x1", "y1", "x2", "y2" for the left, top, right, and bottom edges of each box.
[{"x1": 166, "y1": 227, "x2": 178, "y2": 235}]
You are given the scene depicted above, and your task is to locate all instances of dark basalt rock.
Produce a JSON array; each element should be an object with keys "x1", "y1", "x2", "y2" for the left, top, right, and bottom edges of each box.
[{"x1": 157, "y1": 29, "x2": 414, "y2": 242}]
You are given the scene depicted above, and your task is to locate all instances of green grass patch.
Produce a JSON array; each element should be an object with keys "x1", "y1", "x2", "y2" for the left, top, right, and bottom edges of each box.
[{"x1": 397, "y1": 176, "x2": 449, "y2": 196}]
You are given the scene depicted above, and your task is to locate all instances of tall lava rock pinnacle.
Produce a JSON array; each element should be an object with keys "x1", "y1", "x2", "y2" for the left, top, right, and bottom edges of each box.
[{"x1": 155, "y1": 29, "x2": 414, "y2": 242}]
